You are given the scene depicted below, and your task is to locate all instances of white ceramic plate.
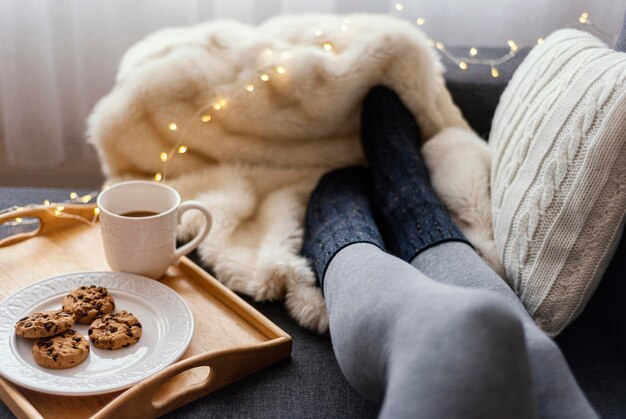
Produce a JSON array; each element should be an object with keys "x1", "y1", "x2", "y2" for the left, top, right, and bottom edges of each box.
[{"x1": 0, "y1": 272, "x2": 194, "y2": 395}]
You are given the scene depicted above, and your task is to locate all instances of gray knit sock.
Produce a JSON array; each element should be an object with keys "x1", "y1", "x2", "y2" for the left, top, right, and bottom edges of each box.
[
  {"x1": 301, "y1": 167, "x2": 384, "y2": 290},
  {"x1": 360, "y1": 86, "x2": 469, "y2": 262}
]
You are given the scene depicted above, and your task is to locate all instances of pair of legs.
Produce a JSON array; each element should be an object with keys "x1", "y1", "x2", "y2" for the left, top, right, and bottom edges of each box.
[{"x1": 302, "y1": 87, "x2": 596, "y2": 418}]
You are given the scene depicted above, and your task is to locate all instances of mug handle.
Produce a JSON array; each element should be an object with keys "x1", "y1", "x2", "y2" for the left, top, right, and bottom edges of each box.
[{"x1": 173, "y1": 201, "x2": 212, "y2": 263}]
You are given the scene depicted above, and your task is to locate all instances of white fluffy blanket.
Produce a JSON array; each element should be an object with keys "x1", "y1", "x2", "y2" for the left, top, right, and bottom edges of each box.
[{"x1": 88, "y1": 14, "x2": 501, "y2": 333}]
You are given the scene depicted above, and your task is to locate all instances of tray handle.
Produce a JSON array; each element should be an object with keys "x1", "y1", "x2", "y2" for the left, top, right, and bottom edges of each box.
[
  {"x1": 0, "y1": 204, "x2": 98, "y2": 247},
  {"x1": 93, "y1": 337, "x2": 291, "y2": 419}
]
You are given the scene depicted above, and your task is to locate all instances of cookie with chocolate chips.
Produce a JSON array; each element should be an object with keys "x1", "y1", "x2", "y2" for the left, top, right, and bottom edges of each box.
[
  {"x1": 14, "y1": 309, "x2": 75, "y2": 338},
  {"x1": 32, "y1": 329, "x2": 89, "y2": 369},
  {"x1": 88, "y1": 310, "x2": 142, "y2": 350},
  {"x1": 62, "y1": 285, "x2": 115, "y2": 324}
]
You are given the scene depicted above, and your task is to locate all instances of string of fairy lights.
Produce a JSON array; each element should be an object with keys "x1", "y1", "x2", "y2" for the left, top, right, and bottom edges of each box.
[
  {"x1": 0, "y1": 9, "x2": 613, "y2": 228},
  {"x1": 394, "y1": 6, "x2": 615, "y2": 78},
  {"x1": 0, "y1": 192, "x2": 100, "y2": 228}
]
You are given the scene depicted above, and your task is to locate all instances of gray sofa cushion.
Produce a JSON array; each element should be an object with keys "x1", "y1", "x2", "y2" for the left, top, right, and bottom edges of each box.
[{"x1": 615, "y1": 13, "x2": 626, "y2": 52}]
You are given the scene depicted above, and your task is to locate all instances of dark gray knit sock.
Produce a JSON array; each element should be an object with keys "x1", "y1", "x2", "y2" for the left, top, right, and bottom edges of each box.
[
  {"x1": 361, "y1": 86, "x2": 469, "y2": 262},
  {"x1": 301, "y1": 167, "x2": 384, "y2": 289}
]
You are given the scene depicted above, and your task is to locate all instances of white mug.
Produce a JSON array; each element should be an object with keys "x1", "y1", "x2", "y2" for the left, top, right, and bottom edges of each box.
[{"x1": 97, "y1": 180, "x2": 212, "y2": 279}]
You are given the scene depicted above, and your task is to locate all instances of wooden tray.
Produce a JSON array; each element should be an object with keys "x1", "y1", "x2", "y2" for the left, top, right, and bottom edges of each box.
[{"x1": 0, "y1": 204, "x2": 292, "y2": 418}]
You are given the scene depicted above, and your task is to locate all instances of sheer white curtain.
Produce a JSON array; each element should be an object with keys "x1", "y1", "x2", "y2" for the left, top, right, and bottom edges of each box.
[{"x1": 0, "y1": 0, "x2": 624, "y2": 173}]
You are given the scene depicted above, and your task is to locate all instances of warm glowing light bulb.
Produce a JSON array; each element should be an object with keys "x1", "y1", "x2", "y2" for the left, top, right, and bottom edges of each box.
[
  {"x1": 154, "y1": 172, "x2": 162, "y2": 182},
  {"x1": 416, "y1": 17, "x2": 425, "y2": 26},
  {"x1": 507, "y1": 40, "x2": 518, "y2": 52},
  {"x1": 70, "y1": 192, "x2": 78, "y2": 199},
  {"x1": 160, "y1": 152, "x2": 168, "y2": 162},
  {"x1": 212, "y1": 103, "x2": 222, "y2": 110},
  {"x1": 177, "y1": 145, "x2": 188, "y2": 154},
  {"x1": 395, "y1": 3, "x2": 404, "y2": 11},
  {"x1": 94, "y1": 207, "x2": 100, "y2": 216},
  {"x1": 314, "y1": 29, "x2": 322, "y2": 37},
  {"x1": 579, "y1": 12, "x2": 589, "y2": 23},
  {"x1": 323, "y1": 42, "x2": 333, "y2": 51},
  {"x1": 491, "y1": 66, "x2": 500, "y2": 78},
  {"x1": 80, "y1": 195, "x2": 92, "y2": 203},
  {"x1": 436, "y1": 42, "x2": 444, "y2": 50},
  {"x1": 275, "y1": 66, "x2": 286, "y2": 74},
  {"x1": 168, "y1": 122, "x2": 178, "y2": 131},
  {"x1": 427, "y1": 39, "x2": 435, "y2": 47},
  {"x1": 245, "y1": 84, "x2": 255, "y2": 92},
  {"x1": 537, "y1": 37, "x2": 544, "y2": 45},
  {"x1": 459, "y1": 61, "x2": 468, "y2": 70},
  {"x1": 219, "y1": 99, "x2": 226, "y2": 107},
  {"x1": 15, "y1": 217, "x2": 22, "y2": 223},
  {"x1": 469, "y1": 47, "x2": 478, "y2": 57},
  {"x1": 260, "y1": 73, "x2": 270, "y2": 81},
  {"x1": 200, "y1": 113, "x2": 212, "y2": 122},
  {"x1": 43, "y1": 199, "x2": 50, "y2": 206},
  {"x1": 56, "y1": 206, "x2": 64, "y2": 211},
  {"x1": 54, "y1": 210, "x2": 61, "y2": 217}
]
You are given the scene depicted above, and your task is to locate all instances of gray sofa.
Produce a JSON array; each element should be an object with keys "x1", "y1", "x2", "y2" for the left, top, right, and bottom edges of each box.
[{"x1": 1, "y1": 42, "x2": 626, "y2": 419}]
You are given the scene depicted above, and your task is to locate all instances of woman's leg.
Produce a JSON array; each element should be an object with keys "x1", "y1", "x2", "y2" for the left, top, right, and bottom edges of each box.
[
  {"x1": 412, "y1": 243, "x2": 597, "y2": 419},
  {"x1": 326, "y1": 243, "x2": 537, "y2": 419},
  {"x1": 360, "y1": 85, "x2": 597, "y2": 419},
  {"x1": 302, "y1": 168, "x2": 538, "y2": 419}
]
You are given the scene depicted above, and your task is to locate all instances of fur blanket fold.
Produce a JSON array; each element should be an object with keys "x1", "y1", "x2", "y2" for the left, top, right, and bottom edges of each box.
[{"x1": 88, "y1": 13, "x2": 501, "y2": 333}]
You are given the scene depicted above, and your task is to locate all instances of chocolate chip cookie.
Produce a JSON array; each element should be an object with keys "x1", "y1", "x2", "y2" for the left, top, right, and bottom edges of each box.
[
  {"x1": 32, "y1": 330, "x2": 89, "y2": 369},
  {"x1": 14, "y1": 309, "x2": 75, "y2": 338},
  {"x1": 88, "y1": 310, "x2": 142, "y2": 350},
  {"x1": 62, "y1": 285, "x2": 115, "y2": 324}
]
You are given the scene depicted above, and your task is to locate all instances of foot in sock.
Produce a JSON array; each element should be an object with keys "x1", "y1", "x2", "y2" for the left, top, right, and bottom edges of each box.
[
  {"x1": 360, "y1": 85, "x2": 468, "y2": 262},
  {"x1": 412, "y1": 242, "x2": 598, "y2": 419},
  {"x1": 301, "y1": 166, "x2": 384, "y2": 288}
]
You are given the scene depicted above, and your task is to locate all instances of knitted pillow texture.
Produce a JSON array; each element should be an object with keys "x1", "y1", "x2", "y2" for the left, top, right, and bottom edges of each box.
[{"x1": 490, "y1": 29, "x2": 626, "y2": 336}]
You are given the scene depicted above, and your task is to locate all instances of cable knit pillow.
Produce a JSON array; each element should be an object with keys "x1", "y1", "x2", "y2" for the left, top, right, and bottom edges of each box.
[{"x1": 490, "y1": 29, "x2": 626, "y2": 336}]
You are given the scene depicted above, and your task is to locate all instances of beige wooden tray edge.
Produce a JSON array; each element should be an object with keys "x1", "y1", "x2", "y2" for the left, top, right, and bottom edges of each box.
[{"x1": 0, "y1": 204, "x2": 293, "y2": 419}]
